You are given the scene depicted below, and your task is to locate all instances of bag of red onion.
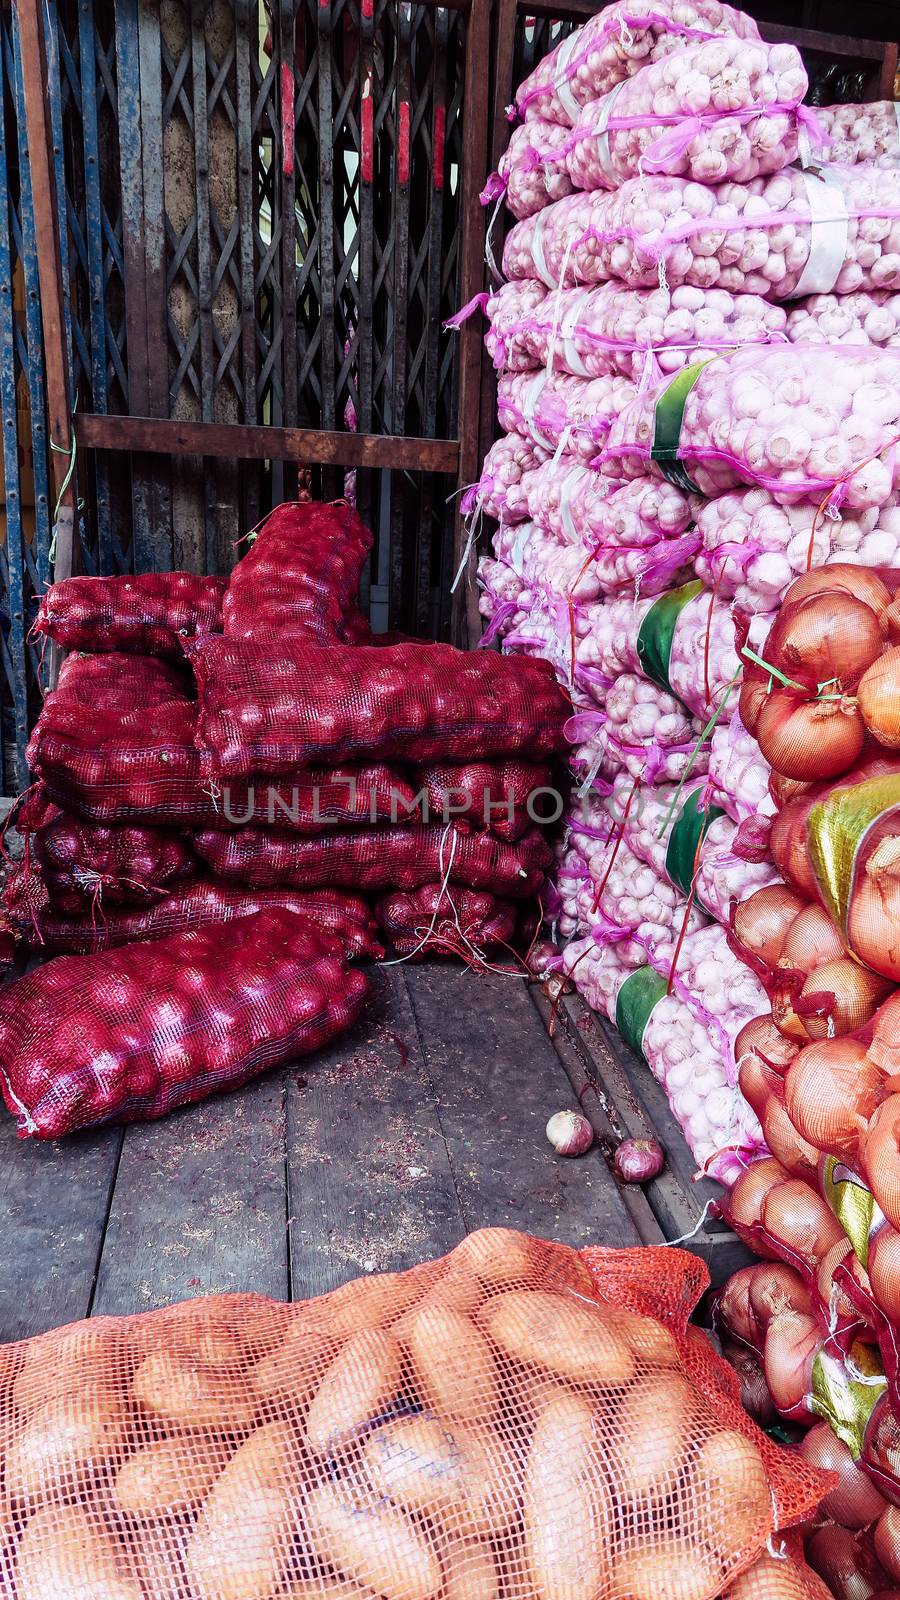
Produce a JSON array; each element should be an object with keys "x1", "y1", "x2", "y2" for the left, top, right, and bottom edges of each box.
[
  {"x1": 565, "y1": 37, "x2": 809, "y2": 190},
  {"x1": 483, "y1": 279, "x2": 788, "y2": 382},
  {"x1": 514, "y1": 0, "x2": 761, "y2": 127},
  {"x1": 503, "y1": 168, "x2": 900, "y2": 303},
  {"x1": 562, "y1": 924, "x2": 766, "y2": 1185}
]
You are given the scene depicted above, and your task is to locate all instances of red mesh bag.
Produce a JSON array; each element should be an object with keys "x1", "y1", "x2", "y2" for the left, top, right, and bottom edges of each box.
[
  {"x1": 0, "y1": 907, "x2": 370, "y2": 1139},
  {"x1": 34, "y1": 813, "x2": 197, "y2": 906},
  {"x1": 12, "y1": 782, "x2": 61, "y2": 835},
  {"x1": 29, "y1": 699, "x2": 414, "y2": 831},
  {"x1": 225, "y1": 500, "x2": 372, "y2": 645},
  {"x1": 0, "y1": 1232, "x2": 831, "y2": 1600},
  {"x1": 5, "y1": 868, "x2": 382, "y2": 960},
  {"x1": 28, "y1": 699, "x2": 210, "y2": 825},
  {"x1": 193, "y1": 822, "x2": 552, "y2": 897},
  {"x1": 187, "y1": 637, "x2": 570, "y2": 777},
  {"x1": 415, "y1": 759, "x2": 555, "y2": 842},
  {"x1": 374, "y1": 885, "x2": 519, "y2": 958},
  {"x1": 50, "y1": 651, "x2": 191, "y2": 711},
  {"x1": 34, "y1": 571, "x2": 226, "y2": 658}
]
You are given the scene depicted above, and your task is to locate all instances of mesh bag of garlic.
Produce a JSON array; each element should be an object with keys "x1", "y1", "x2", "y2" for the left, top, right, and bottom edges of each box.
[{"x1": 0, "y1": 1228, "x2": 831, "y2": 1600}]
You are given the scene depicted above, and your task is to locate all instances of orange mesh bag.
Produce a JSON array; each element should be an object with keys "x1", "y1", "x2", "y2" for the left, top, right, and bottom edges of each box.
[{"x1": 0, "y1": 1231, "x2": 833, "y2": 1600}]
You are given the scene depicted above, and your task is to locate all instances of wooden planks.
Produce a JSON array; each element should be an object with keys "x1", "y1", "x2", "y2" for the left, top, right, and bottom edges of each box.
[
  {"x1": 403, "y1": 965, "x2": 642, "y2": 1250},
  {"x1": 91, "y1": 1075, "x2": 289, "y2": 1316},
  {"x1": 0, "y1": 1117, "x2": 123, "y2": 1339},
  {"x1": 286, "y1": 968, "x2": 466, "y2": 1301}
]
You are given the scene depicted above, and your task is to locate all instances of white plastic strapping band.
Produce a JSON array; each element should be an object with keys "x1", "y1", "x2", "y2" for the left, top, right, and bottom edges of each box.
[
  {"x1": 529, "y1": 207, "x2": 555, "y2": 289},
  {"x1": 792, "y1": 167, "x2": 850, "y2": 297},
  {"x1": 558, "y1": 289, "x2": 594, "y2": 378},
  {"x1": 523, "y1": 371, "x2": 557, "y2": 451},
  {"x1": 559, "y1": 463, "x2": 584, "y2": 544},
  {"x1": 587, "y1": 80, "x2": 627, "y2": 185},
  {"x1": 552, "y1": 31, "x2": 586, "y2": 126},
  {"x1": 508, "y1": 522, "x2": 533, "y2": 577}
]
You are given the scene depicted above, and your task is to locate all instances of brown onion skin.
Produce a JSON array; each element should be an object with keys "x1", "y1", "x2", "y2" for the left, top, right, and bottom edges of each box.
[
  {"x1": 766, "y1": 592, "x2": 886, "y2": 692},
  {"x1": 771, "y1": 978, "x2": 815, "y2": 1043},
  {"x1": 784, "y1": 1038, "x2": 883, "y2": 1162},
  {"x1": 869, "y1": 1226, "x2": 900, "y2": 1325},
  {"x1": 726, "y1": 1159, "x2": 791, "y2": 1254},
  {"x1": 783, "y1": 565, "x2": 892, "y2": 623},
  {"x1": 848, "y1": 832, "x2": 900, "y2": 985},
  {"x1": 736, "y1": 1017, "x2": 802, "y2": 1087},
  {"x1": 734, "y1": 885, "x2": 808, "y2": 968},
  {"x1": 762, "y1": 1308, "x2": 820, "y2": 1412},
  {"x1": 868, "y1": 994, "x2": 900, "y2": 1076},
  {"x1": 721, "y1": 1341, "x2": 777, "y2": 1429},
  {"x1": 748, "y1": 1261, "x2": 814, "y2": 1329},
  {"x1": 761, "y1": 1177, "x2": 846, "y2": 1266},
  {"x1": 859, "y1": 1098, "x2": 900, "y2": 1233},
  {"x1": 806, "y1": 1524, "x2": 882, "y2": 1600},
  {"x1": 798, "y1": 961, "x2": 894, "y2": 1042},
  {"x1": 874, "y1": 1506, "x2": 900, "y2": 1582},
  {"x1": 770, "y1": 773, "x2": 815, "y2": 807},
  {"x1": 756, "y1": 689, "x2": 866, "y2": 784},
  {"x1": 816, "y1": 1239, "x2": 875, "y2": 1330},
  {"x1": 780, "y1": 905, "x2": 847, "y2": 976},
  {"x1": 859, "y1": 647, "x2": 900, "y2": 751},
  {"x1": 760, "y1": 1092, "x2": 823, "y2": 1181},
  {"x1": 740, "y1": 666, "x2": 770, "y2": 737},
  {"x1": 771, "y1": 798, "x2": 824, "y2": 901},
  {"x1": 723, "y1": 1551, "x2": 834, "y2": 1600},
  {"x1": 800, "y1": 1424, "x2": 888, "y2": 1529}
]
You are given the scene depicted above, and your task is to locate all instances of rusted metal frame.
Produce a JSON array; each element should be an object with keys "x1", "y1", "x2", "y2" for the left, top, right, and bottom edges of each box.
[
  {"x1": 0, "y1": 18, "x2": 33, "y2": 785},
  {"x1": 476, "y1": 0, "x2": 519, "y2": 484},
  {"x1": 189, "y1": 0, "x2": 219, "y2": 576},
  {"x1": 137, "y1": 0, "x2": 172, "y2": 566},
  {"x1": 452, "y1": 0, "x2": 490, "y2": 649},
  {"x1": 355, "y1": 0, "x2": 378, "y2": 615},
  {"x1": 412, "y1": 6, "x2": 449, "y2": 636},
  {"x1": 388, "y1": 0, "x2": 413, "y2": 630},
  {"x1": 75, "y1": 0, "x2": 114, "y2": 573},
  {"x1": 235, "y1": 0, "x2": 259, "y2": 532},
  {"x1": 279, "y1": 0, "x2": 299, "y2": 502},
  {"x1": 14, "y1": 0, "x2": 77, "y2": 607},
  {"x1": 315, "y1": 0, "x2": 337, "y2": 432},
  {"x1": 75, "y1": 411, "x2": 460, "y2": 472},
  {"x1": 879, "y1": 42, "x2": 899, "y2": 101}
]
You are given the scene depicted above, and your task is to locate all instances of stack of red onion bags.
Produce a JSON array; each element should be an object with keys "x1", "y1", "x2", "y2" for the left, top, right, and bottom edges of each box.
[
  {"x1": 475, "y1": 0, "x2": 900, "y2": 1581},
  {"x1": 1, "y1": 501, "x2": 568, "y2": 1138}
]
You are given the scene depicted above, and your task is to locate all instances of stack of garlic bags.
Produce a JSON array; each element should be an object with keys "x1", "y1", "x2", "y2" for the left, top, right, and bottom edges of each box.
[{"x1": 473, "y1": 0, "x2": 900, "y2": 1186}]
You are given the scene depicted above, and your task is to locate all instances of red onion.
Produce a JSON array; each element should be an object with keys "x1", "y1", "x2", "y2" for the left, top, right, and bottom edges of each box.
[
  {"x1": 614, "y1": 1137, "x2": 665, "y2": 1185},
  {"x1": 545, "y1": 1110, "x2": 594, "y2": 1158}
]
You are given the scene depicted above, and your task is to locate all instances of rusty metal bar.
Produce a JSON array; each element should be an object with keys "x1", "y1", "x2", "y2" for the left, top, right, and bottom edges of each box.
[{"x1": 75, "y1": 412, "x2": 460, "y2": 471}]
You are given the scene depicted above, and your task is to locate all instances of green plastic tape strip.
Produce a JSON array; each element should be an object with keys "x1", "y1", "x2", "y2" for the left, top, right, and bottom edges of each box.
[
  {"x1": 636, "y1": 579, "x2": 703, "y2": 698},
  {"x1": 650, "y1": 361, "x2": 714, "y2": 494},
  {"x1": 665, "y1": 787, "x2": 725, "y2": 897},
  {"x1": 821, "y1": 1155, "x2": 878, "y2": 1272},
  {"x1": 615, "y1": 967, "x2": 669, "y2": 1062},
  {"x1": 808, "y1": 772, "x2": 900, "y2": 937}
]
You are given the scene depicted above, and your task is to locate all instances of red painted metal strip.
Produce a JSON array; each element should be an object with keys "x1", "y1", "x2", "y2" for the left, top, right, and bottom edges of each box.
[
  {"x1": 361, "y1": 74, "x2": 374, "y2": 184},
  {"x1": 433, "y1": 103, "x2": 445, "y2": 190},
  {"x1": 398, "y1": 99, "x2": 410, "y2": 186},
  {"x1": 280, "y1": 62, "x2": 295, "y2": 175}
]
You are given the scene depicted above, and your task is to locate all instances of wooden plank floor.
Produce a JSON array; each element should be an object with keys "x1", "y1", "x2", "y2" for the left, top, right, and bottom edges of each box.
[{"x1": 0, "y1": 963, "x2": 649, "y2": 1341}]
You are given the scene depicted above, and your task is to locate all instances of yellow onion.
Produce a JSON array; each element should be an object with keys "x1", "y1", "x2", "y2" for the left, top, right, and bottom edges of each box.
[
  {"x1": 762, "y1": 1309, "x2": 820, "y2": 1412},
  {"x1": 869, "y1": 1225, "x2": 900, "y2": 1324},
  {"x1": 770, "y1": 978, "x2": 815, "y2": 1043},
  {"x1": 760, "y1": 1093, "x2": 822, "y2": 1181},
  {"x1": 784, "y1": 1038, "x2": 881, "y2": 1161},
  {"x1": 740, "y1": 666, "x2": 770, "y2": 737},
  {"x1": 733, "y1": 886, "x2": 808, "y2": 968},
  {"x1": 726, "y1": 1158, "x2": 791, "y2": 1253},
  {"x1": 859, "y1": 646, "x2": 900, "y2": 750},
  {"x1": 771, "y1": 798, "x2": 822, "y2": 901},
  {"x1": 748, "y1": 1260, "x2": 814, "y2": 1328},
  {"x1": 783, "y1": 565, "x2": 892, "y2": 625},
  {"x1": 724, "y1": 1551, "x2": 833, "y2": 1600},
  {"x1": 761, "y1": 1177, "x2": 846, "y2": 1265},
  {"x1": 757, "y1": 689, "x2": 865, "y2": 784},
  {"x1": 737, "y1": 1019, "x2": 800, "y2": 1098},
  {"x1": 874, "y1": 1505, "x2": 900, "y2": 1584},
  {"x1": 859, "y1": 1097, "x2": 900, "y2": 1231},
  {"x1": 847, "y1": 830, "x2": 900, "y2": 984},
  {"x1": 800, "y1": 1423, "x2": 888, "y2": 1530},
  {"x1": 867, "y1": 994, "x2": 900, "y2": 1076},
  {"x1": 806, "y1": 1524, "x2": 881, "y2": 1600},
  {"x1": 770, "y1": 773, "x2": 815, "y2": 807},
  {"x1": 816, "y1": 1238, "x2": 874, "y2": 1329},
  {"x1": 721, "y1": 1341, "x2": 776, "y2": 1430},
  {"x1": 766, "y1": 591, "x2": 886, "y2": 691},
  {"x1": 779, "y1": 905, "x2": 846, "y2": 976},
  {"x1": 716, "y1": 1267, "x2": 757, "y2": 1343},
  {"x1": 797, "y1": 960, "x2": 894, "y2": 1041}
]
